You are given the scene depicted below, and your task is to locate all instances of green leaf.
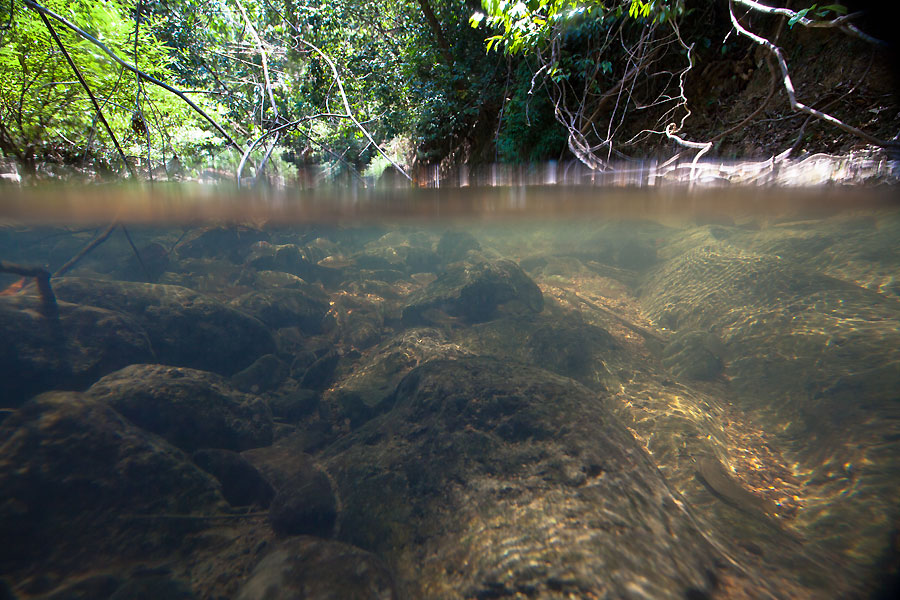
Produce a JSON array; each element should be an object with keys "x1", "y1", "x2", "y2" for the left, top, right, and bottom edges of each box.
[
  {"x1": 819, "y1": 4, "x2": 848, "y2": 15},
  {"x1": 788, "y1": 6, "x2": 813, "y2": 28}
]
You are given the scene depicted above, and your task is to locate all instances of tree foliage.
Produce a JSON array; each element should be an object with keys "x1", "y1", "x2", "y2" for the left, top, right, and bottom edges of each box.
[
  {"x1": 0, "y1": 0, "x2": 895, "y2": 180},
  {"x1": 0, "y1": 0, "x2": 221, "y2": 175}
]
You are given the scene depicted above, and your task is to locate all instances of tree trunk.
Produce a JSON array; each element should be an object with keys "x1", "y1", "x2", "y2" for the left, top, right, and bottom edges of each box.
[{"x1": 416, "y1": 0, "x2": 454, "y2": 65}]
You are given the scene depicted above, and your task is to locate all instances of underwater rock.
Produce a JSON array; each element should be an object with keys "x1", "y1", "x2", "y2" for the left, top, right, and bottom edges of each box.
[
  {"x1": 356, "y1": 231, "x2": 441, "y2": 275},
  {"x1": 229, "y1": 287, "x2": 330, "y2": 334},
  {"x1": 436, "y1": 230, "x2": 481, "y2": 263},
  {"x1": 230, "y1": 354, "x2": 288, "y2": 394},
  {"x1": 235, "y1": 537, "x2": 398, "y2": 600},
  {"x1": 267, "y1": 388, "x2": 320, "y2": 422},
  {"x1": 115, "y1": 242, "x2": 170, "y2": 283},
  {"x1": 527, "y1": 321, "x2": 616, "y2": 385},
  {"x1": 86, "y1": 364, "x2": 273, "y2": 453},
  {"x1": 267, "y1": 471, "x2": 337, "y2": 537},
  {"x1": 0, "y1": 295, "x2": 154, "y2": 407},
  {"x1": 323, "y1": 357, "x2": 721, "y2": 598},
  {"x1": 176, "y1": 226, "x2": 268, "y2": 263},
  {"x1": 0, "y1": 391, "x2": 226, "y2": 571},
  {"x1": 241, "y1": 436, "x2": 338, "y2": 537},
  {"x1": 300, "y1": 350, "x2": 341, "y2": 391},
  {"x1": 584, "y1": 221, "x2": 665, "y2": 270},
  {"x1": 329, "y1": 327, "x2": 469, "y2": 421},
  {"x1": 107, "y1": 576, "x2": 196, "y2": 600},
  {"x1": 192, "y1": 449, "x2": 275, "y2": 508},
  {"x1": 402, "y1": 258, "x2": 543, "y2": 325},
  {"x1": 661, "y1": 330, "x2": 724, "y2": 381},
  {"x1": 52, "y1": 277, "x2": 276, "y2": 375}
]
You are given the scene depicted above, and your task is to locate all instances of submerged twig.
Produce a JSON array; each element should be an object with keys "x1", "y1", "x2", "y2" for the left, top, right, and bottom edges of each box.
[
  {"x1": 53, "y1": 221, "x2": 118, "y2": 278},
  {"x1": 568, "y1": 291, "x2": 667, "y2": 344},
  {"x1": 0, "y1": 260, "x2": 58, "y2": 318},
  {"x1": 119, "y1": 225, "x2": 150, "y2": 281}
]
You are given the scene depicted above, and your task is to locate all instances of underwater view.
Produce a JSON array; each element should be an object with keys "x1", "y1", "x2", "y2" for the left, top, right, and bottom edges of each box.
[{"x1": 1, "y1": 181, "x2": 898, "y2": 600}]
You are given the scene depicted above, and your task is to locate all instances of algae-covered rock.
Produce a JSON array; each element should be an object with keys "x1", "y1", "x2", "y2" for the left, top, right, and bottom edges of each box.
[
  {"x1": 192, "y1": 449, "x2": 275, "y2": 508},
  {"x1": 436, "y1": 230, "x2": 481, "y2": 263},
  {"x1": 0, "y1": 392, "x2": 226, "y2": 571},
  {"x1": 330, "y1": 327, "x2": 470, "y2": 420},
  {"x1": 235, "y1": 537, "x2": 398, "y2": 600},
  {"x1": 661, "y1": 330, "x2": 724, "y2": 381},
  {"x1": 402, "y1": 259, "x2": 543, "y2": 325},
  {"x1": 230, "y1": 353, "x2": 288, "y2": 394},
  {"x1": 0, "y1": 295, "x2": 154, "y2": 407},
  {"x1": 323, "y1": 357, "x2": 722, "y2": 599},
  {"x1": 86, "y1": 364, "x2": 273, "y2": 452},
  {"x1": 176, "y1": 226, "x2": 268, "y2": 263},
  {"x1": 52, "y1": 278, "x2": 275, "y2": 375},
  {"x1": 229, "y1": 287, "x2": 330, "y2": 333}
]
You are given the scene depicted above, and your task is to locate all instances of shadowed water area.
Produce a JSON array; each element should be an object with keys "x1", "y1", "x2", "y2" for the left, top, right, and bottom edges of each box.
[{"x1": 0, "y1": 183, "x2": 898, "y2": 599}]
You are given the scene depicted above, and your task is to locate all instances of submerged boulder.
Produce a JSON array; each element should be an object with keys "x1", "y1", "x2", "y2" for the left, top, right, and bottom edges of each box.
[
  {"x1": 86, "y1": 364, "x2": 273, "y2": 453},
  {"x1": 242, "y1": 435, "x2": 338, "y2": 538},
  {"x1": 235, "y1": 537, "x2": 398, "y2": 600},
  {"x1": 661, "y1": 330, "x2": 724, "y2": 381},
  {"x1": 192, "y1": 449, "x2": 275, "y2": 508},
  {"x1": 52, "y1": 277, "x2": 276, "y2": 375},
  {"x1": 402, "y1": 259, "x2": 543, "y2": 325},
  {"x1": 436, "y1": 230, "x2": 481, "y2": 263},
  {"x1": 0, "y1": 391, "x2": 226, "y2": 571},
  {"x1": 0, "y1": 295, "x2": 154, "y2": 407},
  {"x1": 176, "y1": 226, "x2": 268, "y2": 263},
  {"x1": 229, "y1": 287, "x2": 330, "y2": 333},
  {"x1": 230, "y1": 353, "x2": 288, "y2": 394},
  {"x1": 330, "y1": 327, "x2": 470, "y2": 422},
  {"x1": 324, "y1": 357, "x2": 723, "y2": 599}
]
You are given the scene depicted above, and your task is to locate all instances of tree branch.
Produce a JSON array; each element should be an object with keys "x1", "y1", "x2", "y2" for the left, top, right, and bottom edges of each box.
[
  {"x1": 416, "y1": 0, "x2": 454, "y2": 65},
  {"x1": 38, "y1": 12, "x2": 137, "y2": 179},
  {"x1": 732, "y1": 0, "x2": 887, "y2": 45},
  {"x1": 295, "y1": 37, "x2": 411, "y2": 180},
  {"x1": 728, "y1": 0, "x2": 891, "y2": 148},
  {"x1": 0, "y1": 261, "x2": 57, "y2": 318},
  {"x1": 22, "y1": 0, "x2": 244, "y2": 153}
]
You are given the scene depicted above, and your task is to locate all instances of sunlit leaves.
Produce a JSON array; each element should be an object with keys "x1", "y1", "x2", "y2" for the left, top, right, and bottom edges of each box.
[
  {"x1": 787, "y1": 3, "x2": 848, "y2": 28},
  {"x1": 0, "y1": 0, "x2": 206, "y2": 169},
  {"x1": 474, "y1": 0, "x2": 685, "y2": 55}
]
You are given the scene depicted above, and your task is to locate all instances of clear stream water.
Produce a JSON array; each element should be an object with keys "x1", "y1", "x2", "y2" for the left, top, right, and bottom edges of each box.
[{"x1": 0, "y1": 181, "x2": 898, "y2": 599}]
